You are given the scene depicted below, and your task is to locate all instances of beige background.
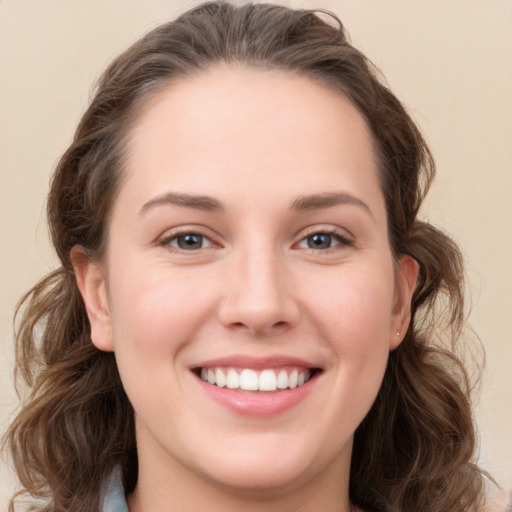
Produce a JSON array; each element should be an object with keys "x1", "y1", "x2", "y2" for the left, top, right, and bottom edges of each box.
[{"x1": 1, "y1": 0, "x2": 511, "y2": 509}]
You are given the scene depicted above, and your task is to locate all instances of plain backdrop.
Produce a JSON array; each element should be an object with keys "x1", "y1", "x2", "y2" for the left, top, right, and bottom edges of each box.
[{"x1": 1, "y1": 0, "x2": 511, "y2": 509}]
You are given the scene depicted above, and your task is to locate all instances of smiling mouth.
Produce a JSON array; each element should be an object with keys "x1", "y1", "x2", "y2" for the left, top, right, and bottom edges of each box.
[{"x1": 194, "y1": 367, "x2": 322, "y2": 392}]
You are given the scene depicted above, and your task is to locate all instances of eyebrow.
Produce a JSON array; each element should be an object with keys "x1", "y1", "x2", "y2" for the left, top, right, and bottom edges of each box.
[
  {"x1": 291, "y1": 192, "x2": 375, "y2": 220},
  {"x1": 140, "y1": 190, "x2": 374, "y2": 220},
  {"x1": 140, "y1": 192, "x2": 223, "y2": 214}
]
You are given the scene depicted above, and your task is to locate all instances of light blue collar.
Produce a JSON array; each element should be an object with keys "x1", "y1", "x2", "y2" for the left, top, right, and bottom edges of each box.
[{"x1": 100, "y1": 466, "x2": 129, "y2": 512}]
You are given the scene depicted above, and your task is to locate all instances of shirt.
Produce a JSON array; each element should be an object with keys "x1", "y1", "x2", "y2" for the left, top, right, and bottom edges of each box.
[{"x1": 100, "y1": 466, "x2": 129, "y2": 512}]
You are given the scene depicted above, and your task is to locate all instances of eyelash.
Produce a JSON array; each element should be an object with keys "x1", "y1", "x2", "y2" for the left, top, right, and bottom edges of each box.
[
  {"x1": 296, "y1": 230, "x2": 353, "y2": 251},
  {"x1": 158, "y1": 231, "x2": 214, "y2": 251},
  {"x1": 157, "y1": 228, "x2": 353, "y2": 253}
]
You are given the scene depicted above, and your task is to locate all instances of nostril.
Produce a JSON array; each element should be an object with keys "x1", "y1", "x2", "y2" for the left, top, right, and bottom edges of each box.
[{"x1": 247, "y1": 320, "x2": 290, "y2": 336}]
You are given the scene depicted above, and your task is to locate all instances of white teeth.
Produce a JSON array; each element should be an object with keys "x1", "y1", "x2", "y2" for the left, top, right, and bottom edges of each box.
[
  {"x1": 259, "y1": 369, "x2": 277, "y2": 391},
  {"x1": 289, "y1": 369, "x2": 298, "y2": 389},
  {"x1": 199, "y1": 367, "x2": 313, "y2": 391},
  {"x1": 240, "y1": 369, "x2": 259, "y2": 390},
  {"x1": 276, "y1": 369, "x2": 288, "y2": 389},
  {"x1": 215, "y1": 368, "x2": 226, "y2": 388},
  {"x1": 226, "y1": 368, "x2": 240, "y2": 389}
]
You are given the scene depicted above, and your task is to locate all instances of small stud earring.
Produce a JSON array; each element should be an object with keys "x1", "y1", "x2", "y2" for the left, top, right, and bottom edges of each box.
[{"x1": 396, "y1": 331, "x2": 400, "y2": 337}]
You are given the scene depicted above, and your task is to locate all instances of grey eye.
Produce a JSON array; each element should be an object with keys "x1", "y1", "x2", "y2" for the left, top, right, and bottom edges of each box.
[
  {"x1": 306, "y1": 233, "x2": 337, "y2": 249},
  {"x1": 173, "y1": 234, "x2": 207, "y2": 250}
]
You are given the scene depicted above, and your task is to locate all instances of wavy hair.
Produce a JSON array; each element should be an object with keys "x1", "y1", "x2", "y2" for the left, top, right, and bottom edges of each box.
[{"x1": 3, "y1": 2, "x2": 489, "y2": 511}]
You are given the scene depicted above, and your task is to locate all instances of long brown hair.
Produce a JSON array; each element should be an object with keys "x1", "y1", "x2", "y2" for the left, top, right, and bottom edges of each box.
[{"x1": 3, "y1": 2, "x2": 489, "y2": 511}]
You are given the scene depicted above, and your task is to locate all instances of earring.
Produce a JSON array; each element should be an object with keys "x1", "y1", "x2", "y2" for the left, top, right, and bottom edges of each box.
[{"x1": 396, "y1": 331, "x2": 400, "y2": 337}]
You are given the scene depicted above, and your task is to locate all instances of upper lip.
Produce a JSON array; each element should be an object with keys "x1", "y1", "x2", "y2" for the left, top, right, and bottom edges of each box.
[{"x1": 191, "y1": 354, "x2": 321, "y2": 370}]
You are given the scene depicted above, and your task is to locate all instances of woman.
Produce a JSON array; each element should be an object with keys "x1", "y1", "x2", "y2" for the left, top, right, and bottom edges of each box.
[{"x1": 3, "y1": 2, "x2": 490, "y2": 511}]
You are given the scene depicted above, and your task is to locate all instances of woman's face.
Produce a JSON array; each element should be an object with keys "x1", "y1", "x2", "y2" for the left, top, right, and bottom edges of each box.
[{"x1": 75, "y1": 66, "x2": 417, "y2": 499}]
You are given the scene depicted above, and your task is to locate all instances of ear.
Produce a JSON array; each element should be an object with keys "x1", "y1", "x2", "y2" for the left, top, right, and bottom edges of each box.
[
  {"x1": 70, "y1": 245, "x2": 114, "y2": 352},
  {"x1": 390, "y1": 254, "x2": 419, "y2": 350}
]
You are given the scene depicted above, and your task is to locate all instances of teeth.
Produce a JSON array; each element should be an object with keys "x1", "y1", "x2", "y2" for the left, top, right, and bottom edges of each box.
[
  {"x1": 276, "y1": 369, "x2": 288, "y2": 389},
  {"x1": 259, "y1": 369, "x2": 277, "y2": 391},
  {"x1": 289, "y1": 369, "x2": 298, "y2": 389},
  {"x1": 239, "y1": 369, "x2": 259, "y2": 390},
  {"x1": 215, "y1": 368, "x2": 226, "y2": 388},
  {"x1": 226, "y1": 368, "x2": 239, "y2": 389},
  {"x1": 199, "y1": 367, "x2": 312, "y2": 391}
]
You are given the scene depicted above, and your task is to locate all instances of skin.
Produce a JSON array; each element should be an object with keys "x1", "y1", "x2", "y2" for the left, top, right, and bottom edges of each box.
[{"x1": 72, "y1": 66, "x2": 418, "y2": 512}]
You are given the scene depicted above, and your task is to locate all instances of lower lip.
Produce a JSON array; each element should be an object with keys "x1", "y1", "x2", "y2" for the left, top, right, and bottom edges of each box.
[{"x1": 195, "y1": 374, "x2": 318, "y2": 417}]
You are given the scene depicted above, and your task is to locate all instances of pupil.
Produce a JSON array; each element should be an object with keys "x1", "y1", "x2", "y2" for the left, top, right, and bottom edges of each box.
[
  {"x1": 308, "y1": 233, "x2": 331, "y2": 249},
  {"x1": 178, "y1": 234, "x2": 202, "y2": 250}
]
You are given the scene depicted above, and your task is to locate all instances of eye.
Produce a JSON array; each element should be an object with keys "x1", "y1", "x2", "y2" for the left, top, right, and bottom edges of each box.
[
  {"x1": 166, "y1": 233, "x2": 213, "y2": 251},
  {"x1": 297, "y1": 231, "x2": 351, "y2": 250}
]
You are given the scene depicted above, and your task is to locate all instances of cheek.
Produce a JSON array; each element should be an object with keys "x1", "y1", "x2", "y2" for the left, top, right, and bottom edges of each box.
[
  {"x1": 109, "y1": 263, "x2": 210, "y2": 344},
  {"x1": 305, "y1": 264, "x2": 395, "y2": 348},
  {"x1": 290, "y1": 264, "x2": 396, "y2": 450},
  {"x1": 304, "y1": 262, "x2": 395, "y2": 399},
  {"x1": 110, "y1": 291, "x2": 210, "y2": 434},
  {"x1": 106, "y1": 267, "x2": 214, "y2": 397}
]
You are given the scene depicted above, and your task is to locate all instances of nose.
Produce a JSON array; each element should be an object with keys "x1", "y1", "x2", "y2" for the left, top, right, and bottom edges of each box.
[{"x1": 217, "y1": 247, "x2": 300, "y2": 336}]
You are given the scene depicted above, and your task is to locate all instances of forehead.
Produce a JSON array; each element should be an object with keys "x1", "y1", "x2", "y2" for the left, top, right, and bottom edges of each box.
[
  {"x1": 120, "y1": 65, "x2": 384, "y2": 221},
  {"x1": 127, "y1": 65, "x2": 375, "y2": 161}
]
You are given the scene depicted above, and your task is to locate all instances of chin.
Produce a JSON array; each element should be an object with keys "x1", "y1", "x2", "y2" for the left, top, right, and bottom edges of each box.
[
  {"x1": 186, "y1": 433, "x2": 348, "y2": 497},
  {"x1": 199, "y1": 459, "x2": 315, "y2": 497}
]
